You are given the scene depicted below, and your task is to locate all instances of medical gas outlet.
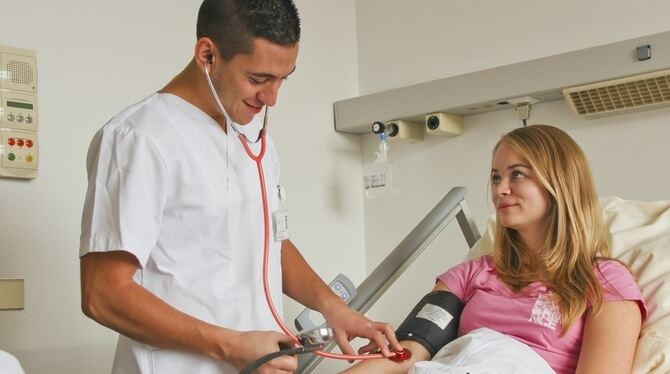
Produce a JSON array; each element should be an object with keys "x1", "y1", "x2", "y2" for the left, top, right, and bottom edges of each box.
[
  {"x1": 425, "y1": 112, "x2": 463, "y2": 137},
  {"x1": 372, "y1": 120, "x2": 424, "y2": 143},
  {"x1": 0, "y1": 44, "x2": 39, "y2": 179}
]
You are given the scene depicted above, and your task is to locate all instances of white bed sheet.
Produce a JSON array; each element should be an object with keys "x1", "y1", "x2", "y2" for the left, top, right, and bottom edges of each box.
[{"x1": 409, "y1": 327, "x2": 555, "y2": 374}]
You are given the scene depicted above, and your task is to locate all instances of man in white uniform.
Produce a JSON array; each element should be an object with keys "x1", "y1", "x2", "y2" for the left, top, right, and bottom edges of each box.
[{"x1": 79, "y1": 1, "x2": 402, "y2": 373}]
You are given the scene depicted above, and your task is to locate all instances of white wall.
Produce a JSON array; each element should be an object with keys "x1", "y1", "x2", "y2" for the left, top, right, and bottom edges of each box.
[
  {"x1": 4, "y1": 1, "x2": 670, "y2": 373},
  {"x1": 354, "y1": 0, "x2": 670, "y2": 348},
  {"x1": 0, "y1": 1, "x2": 362, "y2": 373},
  {"x1": 356, "y1": 0, "x2": 670, "y2": 94}
]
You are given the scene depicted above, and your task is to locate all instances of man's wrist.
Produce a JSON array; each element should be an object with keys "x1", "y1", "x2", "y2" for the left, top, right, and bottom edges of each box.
[
  {"x1": 319, "y1": 294, "x2": 349, "y2": 319},
  {"x1": 200, "y1": 324, "x2": 242, "y2": 361}
]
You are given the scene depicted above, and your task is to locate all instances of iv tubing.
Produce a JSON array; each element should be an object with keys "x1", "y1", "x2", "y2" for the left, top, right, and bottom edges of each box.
[{"x1": 238, "y1": 132, "x2": 393, "y2": 362}]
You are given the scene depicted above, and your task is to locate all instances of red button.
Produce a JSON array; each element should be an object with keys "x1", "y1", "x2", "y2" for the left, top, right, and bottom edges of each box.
[
  {"x1": 16, "y1": 139, "x2": 25, "y2": 147},
  {"x1": 7, "y1": 138, "x2": 15, "y2": 146},
  {"x1": 25, "y1": 139, "x2": 34, "y2": 148}
]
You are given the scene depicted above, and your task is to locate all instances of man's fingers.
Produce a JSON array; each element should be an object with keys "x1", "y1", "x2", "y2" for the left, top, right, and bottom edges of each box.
[
  {"x1": 378, "y1": 322, "x2": 403, "y2": 352},
  {"x1": 265, "y1": 354, "x2": 297, "y2": 373},
  {"x1": 275, "y1": 332, "x2": 299, "y2": 348},
  {"x1": 357, "y1": 341, "x2": 378, "y2": 354},
  {"x1": 334, "y1": 330, "x2": 356, "y2": 356},
  {"x1": 366, "y1": 329, "x2": 392, "y2": 356}
]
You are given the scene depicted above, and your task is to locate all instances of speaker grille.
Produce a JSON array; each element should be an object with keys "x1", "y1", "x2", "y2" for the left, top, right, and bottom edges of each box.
[
  {"x1": 563, "y1": 69, "x2": 670, "y2": 118},
  {"x1": 6, "y1": 60, "x2": 34, "y2": 86}
]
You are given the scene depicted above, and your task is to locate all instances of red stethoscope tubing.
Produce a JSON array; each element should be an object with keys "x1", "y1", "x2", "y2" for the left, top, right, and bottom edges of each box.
[{"x1": 238, "y1": 130, "x2": 392, "y2": 361}]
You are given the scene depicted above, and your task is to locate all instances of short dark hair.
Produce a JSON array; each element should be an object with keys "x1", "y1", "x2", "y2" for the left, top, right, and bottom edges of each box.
[{"x1": 196, "y1": 0, "x2": 301, "y2": 61}]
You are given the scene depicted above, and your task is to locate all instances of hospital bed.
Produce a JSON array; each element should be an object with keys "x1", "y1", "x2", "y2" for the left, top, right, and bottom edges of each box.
[{"x1": 296, "y1": 187, "x2": 670, "y2": 373}]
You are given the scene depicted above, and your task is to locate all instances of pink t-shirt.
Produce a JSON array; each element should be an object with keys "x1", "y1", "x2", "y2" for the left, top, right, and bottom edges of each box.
[{"x1": 437, "y1": 255, "x2": 646, "y2": 374}]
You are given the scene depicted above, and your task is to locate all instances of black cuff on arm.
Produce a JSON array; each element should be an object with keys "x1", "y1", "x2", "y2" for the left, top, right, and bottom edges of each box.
[{"x1": 394, "y1": 290, "x2": 464, "y2": 357}]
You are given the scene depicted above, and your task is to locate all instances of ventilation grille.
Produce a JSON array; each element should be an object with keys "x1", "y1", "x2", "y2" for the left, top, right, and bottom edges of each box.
[{"x1": 563, "y1": 69, "x2": 670, "y2": 118}]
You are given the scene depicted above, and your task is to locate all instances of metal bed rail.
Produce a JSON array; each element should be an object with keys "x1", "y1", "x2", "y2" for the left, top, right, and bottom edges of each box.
[{"x1": 297, "y1": 186, "x2": 481, "y2": 373}]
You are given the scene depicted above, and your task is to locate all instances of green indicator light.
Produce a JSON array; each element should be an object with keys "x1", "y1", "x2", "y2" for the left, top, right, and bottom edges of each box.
[{"x1": 8, "y1": 153, "x2": 16, "y2": 161}]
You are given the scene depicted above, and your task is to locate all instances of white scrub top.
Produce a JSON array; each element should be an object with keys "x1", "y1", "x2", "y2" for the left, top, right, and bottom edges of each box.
[{"x1": 80, "y1": 93, "x2": 284, "y2": 374}]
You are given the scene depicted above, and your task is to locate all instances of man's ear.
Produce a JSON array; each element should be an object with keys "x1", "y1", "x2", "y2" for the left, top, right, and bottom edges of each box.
[{"x1": 195, "y1": 37, "x2": 217, "y2": 70}]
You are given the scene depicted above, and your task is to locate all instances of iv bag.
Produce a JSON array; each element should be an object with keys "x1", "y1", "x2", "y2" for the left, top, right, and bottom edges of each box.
[{"x1": 363, "y1": 158, "x2": 399, "y2": 198}]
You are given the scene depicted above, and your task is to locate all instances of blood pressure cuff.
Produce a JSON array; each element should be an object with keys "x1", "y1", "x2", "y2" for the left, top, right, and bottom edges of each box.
[{"x1": 395, "y1": 290, "x2": 464, "y2": 357}]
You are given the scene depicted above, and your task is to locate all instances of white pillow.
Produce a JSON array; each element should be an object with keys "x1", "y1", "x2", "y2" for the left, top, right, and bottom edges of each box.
[{"x1": 466, "y1": 197, "x2": 670, "y2": 374}]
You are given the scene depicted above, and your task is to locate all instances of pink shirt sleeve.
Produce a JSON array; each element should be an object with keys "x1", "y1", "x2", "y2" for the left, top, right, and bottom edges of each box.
[
  {"x1": 596, "y1": 259, "x2": 648, "y2": 320},
  {"x1": 436, "y1": 256, "x2": 490, "y2": 302}
]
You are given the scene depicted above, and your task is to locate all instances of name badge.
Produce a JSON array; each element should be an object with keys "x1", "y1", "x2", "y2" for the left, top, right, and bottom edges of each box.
[{"x1": 273, "y1": 185, "x2": 289, "y2": 241}]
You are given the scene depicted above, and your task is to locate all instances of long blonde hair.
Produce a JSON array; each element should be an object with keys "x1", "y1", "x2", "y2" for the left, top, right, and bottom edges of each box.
[{"x1": 492, "y1": 125, "x2": 611, "y2": 334}]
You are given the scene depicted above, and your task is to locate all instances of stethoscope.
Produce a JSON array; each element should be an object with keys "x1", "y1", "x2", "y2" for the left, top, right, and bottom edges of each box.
[{"x1": 203, "y1": 58, "x2": 404, "y2": 371}]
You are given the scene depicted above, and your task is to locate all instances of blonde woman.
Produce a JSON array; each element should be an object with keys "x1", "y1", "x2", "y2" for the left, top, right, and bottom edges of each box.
[{"x1": 342, "y1": 125, "x2": 645, "y2": 374}]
